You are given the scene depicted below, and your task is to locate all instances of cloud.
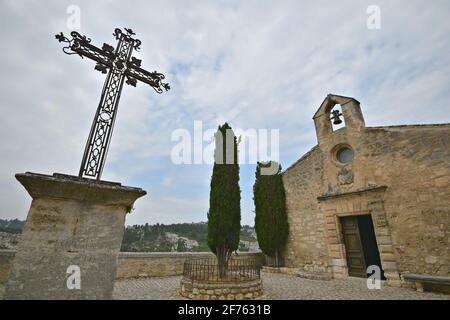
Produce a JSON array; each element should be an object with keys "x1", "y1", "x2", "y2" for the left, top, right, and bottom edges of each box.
[{"x1": 0, "y1": 0, "x2": 449, "y2": 225}]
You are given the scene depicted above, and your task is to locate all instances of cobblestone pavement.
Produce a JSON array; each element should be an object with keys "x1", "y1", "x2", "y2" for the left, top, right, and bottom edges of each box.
[
  {"x1": 113, "y1": 276, "x2": 182, "y2": 300},
  {"x1": 1, "y1": 272, "x2": 448, "y2": 300},
  {"x1": 112, "y1": 272, "x2": 449, "y2": 300}
]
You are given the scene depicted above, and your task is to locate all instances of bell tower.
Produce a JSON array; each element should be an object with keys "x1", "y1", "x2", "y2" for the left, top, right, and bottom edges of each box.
[
  {"x1": 313, "y1": 94, "x2": 365, "y2": 144},
  {"x1": 312, "y1": 94, "x2": 370, "y2": 196}
]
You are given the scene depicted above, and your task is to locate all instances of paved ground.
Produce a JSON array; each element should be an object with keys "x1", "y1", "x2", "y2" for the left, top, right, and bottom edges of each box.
[
  {"x1": 1, "y1": 272, "x2": 448, "y2": 300},
  {"x1": 112, "y1": 272, "x2": 449, "y2": 300}
]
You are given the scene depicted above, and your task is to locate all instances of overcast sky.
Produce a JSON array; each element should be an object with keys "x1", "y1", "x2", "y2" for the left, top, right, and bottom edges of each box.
[{"x1": 0, "y1": 0, "x2": 449, "y2": 226}]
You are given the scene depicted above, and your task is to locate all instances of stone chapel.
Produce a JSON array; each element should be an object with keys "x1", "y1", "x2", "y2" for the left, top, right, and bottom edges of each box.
[{"x1": 282, "y1": 94, "x2": 449, "y2": 288}]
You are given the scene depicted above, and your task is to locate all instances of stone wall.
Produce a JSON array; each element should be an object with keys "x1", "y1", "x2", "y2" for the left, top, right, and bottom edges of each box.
[
  {"x1": 0, "y1": 250, "x2": 263, "y2": 282},
  {"x1": 117, "y1": 252, "x2": 263, "y2": 278},
  {"x1": 282, "y1": 147, "x2": 330, "y2": 274},
  {"x1": 117, "y1": 252, "x2": 214, "y2": 278},
  {"x1": 363, "y1": 126, "x2": 450, "y2": 277}
]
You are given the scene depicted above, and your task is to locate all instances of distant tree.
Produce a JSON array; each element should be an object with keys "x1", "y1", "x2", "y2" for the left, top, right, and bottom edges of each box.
[
  {"x1": 253, "y1": 161, "x2": 289, "y2": 267},
  {"x1": 177, "y1": 239, "x2": 187, "y2": 252},
  {"x1": 0, "y1": 218, "x2": 25, "y2": 234},
  {"x1": 239, "y1": 242, "x2": 250, "y2": 252},
  {"x1": 207, "y1": 123, "x2": 241, "y2": 277},
  {"x1": 120, "y1": 221, "x2": 257, "y2": 254}
]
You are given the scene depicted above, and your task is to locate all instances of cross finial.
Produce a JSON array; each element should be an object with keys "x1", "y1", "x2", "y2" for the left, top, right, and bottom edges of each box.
[{"x1": 124, "y1": 28, "x2": 135, "y2": 36}]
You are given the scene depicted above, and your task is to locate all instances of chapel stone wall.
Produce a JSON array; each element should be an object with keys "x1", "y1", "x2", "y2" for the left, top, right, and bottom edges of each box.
[
  {"x1": 283, "y1": 94, "x2": 449, "y2": 283},
  {"x1": 282, "y1": 147, "x2": 329, "y2": 274}
]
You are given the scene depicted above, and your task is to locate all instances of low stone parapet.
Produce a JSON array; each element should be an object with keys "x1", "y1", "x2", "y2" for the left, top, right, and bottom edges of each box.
[
  {"x1": 262, "y1": 266, "x2": 298, "y2": 275},
  {"x1": 116, "y1": 252, "x2": 215, "y2": 278},
  {"x1": 262, "y1": 266, "x2": 333, "y2": 280},
  {"x1": 115, "y1": 251, "x2": 263, "y2": 279},
  {"x1": 1, "y1": 250, "x2": 263, "y2": 282}
]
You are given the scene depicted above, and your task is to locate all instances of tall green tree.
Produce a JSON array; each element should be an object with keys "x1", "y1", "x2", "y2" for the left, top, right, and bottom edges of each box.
[
  {"x1": 253, "y1": 161, "x2": 289, "y2": 267},
  {"x1": 207, "y1": 123, "x2": 241, "y2": 276}
]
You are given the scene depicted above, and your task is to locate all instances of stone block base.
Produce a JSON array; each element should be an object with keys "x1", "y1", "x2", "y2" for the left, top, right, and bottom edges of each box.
[
  {"x1": 5, "y1": 172, "x2": 146, "y2": 300},
  {"x1": 297, "y1": 271, "x2": 332, "y2": 281},
  {"x1": 262, "y1": 266, "x2": 299, "y2": 275},
  {"x1": 262, "y1": 266, "x2": 332, "y2": 280}
]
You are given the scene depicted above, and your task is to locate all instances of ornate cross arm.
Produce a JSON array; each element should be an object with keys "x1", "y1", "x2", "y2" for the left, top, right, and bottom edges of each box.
[
  {"x1": 55, "y1": 31, "x2": 114, "y2": 73},
  {"x1": 55, "y1": 27, "x2": 170, "y2": 180},
  {"x1": 125, "y1": 64, "x2": 171, "y2": 93}
]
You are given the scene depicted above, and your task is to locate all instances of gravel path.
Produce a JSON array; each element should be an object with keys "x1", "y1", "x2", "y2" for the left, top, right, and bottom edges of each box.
[
  {"x1": 112, "y1": 272, "x2": 449, "y2": 300},
  {"x1": 1, "y1": 272, "x2": 448, "y2": 300}
]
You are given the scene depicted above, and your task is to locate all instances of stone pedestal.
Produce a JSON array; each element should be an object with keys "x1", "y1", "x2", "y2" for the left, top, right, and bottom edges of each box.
[{"x1": 5, "y1": 172, "x2": 146, "y2": 300}]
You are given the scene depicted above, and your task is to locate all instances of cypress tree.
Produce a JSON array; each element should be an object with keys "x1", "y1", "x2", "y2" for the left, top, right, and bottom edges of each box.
[
  {"x1": 253, "y1": 161, "x2": 289, "y2": 267},
  {"x1": 207, "y1": 123, "x2": 241, "y2": 277}
]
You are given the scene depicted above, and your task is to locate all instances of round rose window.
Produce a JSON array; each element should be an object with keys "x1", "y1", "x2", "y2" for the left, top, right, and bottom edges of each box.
[{"x1": 336, "y1": 147, "x2": 353, "y2": 164}]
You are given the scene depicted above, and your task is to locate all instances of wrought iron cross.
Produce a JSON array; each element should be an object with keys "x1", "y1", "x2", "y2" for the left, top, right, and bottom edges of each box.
[{"x1": 55, "y1": 28, "x2": 170, "y2": 180}]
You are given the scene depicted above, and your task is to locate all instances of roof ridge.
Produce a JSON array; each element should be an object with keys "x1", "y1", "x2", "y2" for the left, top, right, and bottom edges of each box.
[
  {"x1": 283, "y1": 145, "x2": 319, "y2": 174},
  {"x1": 367, "y1": 123, "x2": 450, "y2": 129}
]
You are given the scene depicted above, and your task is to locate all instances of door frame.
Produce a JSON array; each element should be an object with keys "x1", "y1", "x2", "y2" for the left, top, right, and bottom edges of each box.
[{"x1": 318, "y1": 188, "x2": 401, "y2": 286}]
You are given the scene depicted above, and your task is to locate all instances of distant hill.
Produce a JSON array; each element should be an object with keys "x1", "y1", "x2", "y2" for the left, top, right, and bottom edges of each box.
[
  {"x1": 0, "y1": 219, "x2": 24, "y2": 234},
  {"x1": 0, "y1": 219, "x2": 259, "y2": 253},
  {"x1": 121, "y1": 222, "x2": 210, "y2": 252},
  {"x1": 121, "y1": 222, "x2": 259, "y2": 252}
]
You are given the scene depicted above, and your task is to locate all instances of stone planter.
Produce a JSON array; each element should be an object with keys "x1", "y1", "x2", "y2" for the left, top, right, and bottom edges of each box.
[
  {"x1": 180, "y1": 278, "x2": 263, "y2": 300},
  {"x1": 180, "y1": 257, "x2": 263, "y2": 300}
]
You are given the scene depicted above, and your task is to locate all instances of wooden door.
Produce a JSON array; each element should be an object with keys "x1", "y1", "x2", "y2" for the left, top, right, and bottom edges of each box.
[{"x1": 341, "y1": 216, "x2": 367, "y2": 277}]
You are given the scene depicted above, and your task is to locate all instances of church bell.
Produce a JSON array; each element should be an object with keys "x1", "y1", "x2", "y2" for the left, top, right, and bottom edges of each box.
[{"x1": 331, "y1": 109, "x2": 343, "y2": 125}]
